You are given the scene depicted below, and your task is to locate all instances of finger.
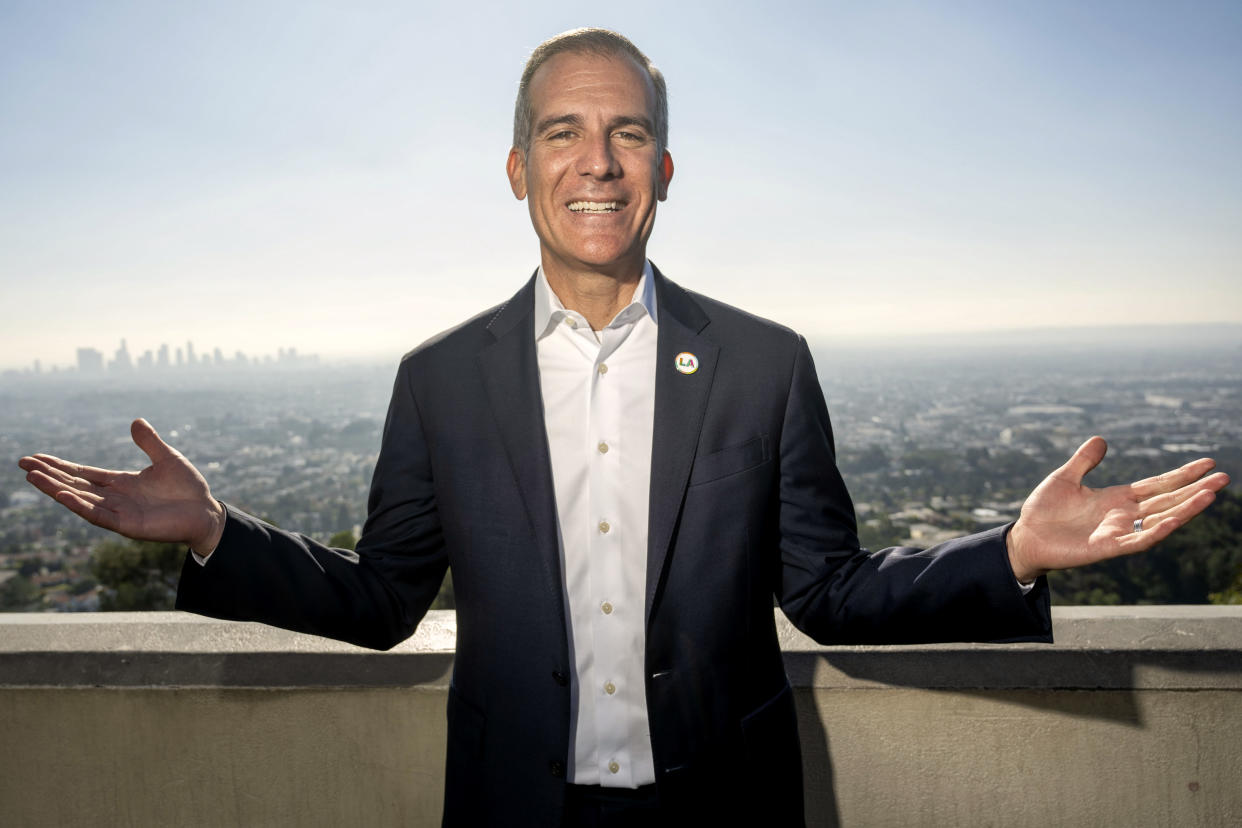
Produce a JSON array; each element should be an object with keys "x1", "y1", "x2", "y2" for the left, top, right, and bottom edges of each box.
[
  {"x1": 1115, "y1": 515, "x2": 1182, "y2": 555},
  {"x1": 26, "y1": 471, "x2": 108, "y2": 511},
  {"x1": 1125, "y1": 488, "x2": 1217, "y2": 547},
  {"x1": 131, "y1": 418, "x2": 176, "y2": 464},
  {"x1": 25, "y1": 468, "x2": 86, "y2": 500},
  {"x1": 1130, "y1": 457, "x2": 1218, "y2": 499},
  {"x1": 21, "y1": 453, "x2": 115, "y2": 486},
  {"x1": 21, "y1": 457, "x2": 99, "y2": 492},
  {"x1": 53, "y1": 489, "x2": 121, "y2": 533},
  {"x1": 1152, "y1": 487, "x2": 1218, "y2": 525},
  {"x1": 1054, "y1": 436, "x2": 1107, "y2": 484},
  {"x1": 1138, "y1": 471, "x2": 1230, "y2": 516}
]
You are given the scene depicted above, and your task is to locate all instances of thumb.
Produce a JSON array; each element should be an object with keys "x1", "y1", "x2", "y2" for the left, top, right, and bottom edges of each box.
[
  {"x1": 1057, "y1": 435, "x2": 1107, "y2": 484},
  {"x1": 131, "y1": 418, "x2": 176, "y2": 464}
]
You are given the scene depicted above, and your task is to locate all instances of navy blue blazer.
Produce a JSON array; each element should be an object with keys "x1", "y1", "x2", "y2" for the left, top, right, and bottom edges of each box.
[{"x1": 177, "y1": 266, "x2": 1052, "y2": 826}]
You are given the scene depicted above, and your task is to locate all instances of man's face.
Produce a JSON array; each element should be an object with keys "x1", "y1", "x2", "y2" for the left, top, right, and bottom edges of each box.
[{"x1": 507, "y1": 51, "x2": 673, "y2": 280}]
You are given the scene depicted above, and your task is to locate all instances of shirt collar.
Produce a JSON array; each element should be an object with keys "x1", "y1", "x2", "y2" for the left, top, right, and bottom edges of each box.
[{"x1": 534, "y1": 261, "x2": 658, "y2": 341}]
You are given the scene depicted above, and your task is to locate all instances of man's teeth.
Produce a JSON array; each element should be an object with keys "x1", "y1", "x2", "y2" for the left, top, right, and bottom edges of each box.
[{"x1": 568, "y1": 201, "x2": 620, "y2": 213}]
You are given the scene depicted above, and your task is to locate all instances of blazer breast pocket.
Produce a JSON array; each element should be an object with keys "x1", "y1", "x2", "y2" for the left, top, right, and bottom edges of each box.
[{"x1": 689, "y1": 434, "x2": 770, "y2": 486}]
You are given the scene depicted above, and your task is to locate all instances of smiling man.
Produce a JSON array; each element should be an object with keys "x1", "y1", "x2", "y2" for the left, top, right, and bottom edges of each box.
[
  {"x1": 505, "y1": 43, "x2": 673, "y2": 331},
  {"x1": 19, "y1": 28, "x2": 1229, "y2": 828}
]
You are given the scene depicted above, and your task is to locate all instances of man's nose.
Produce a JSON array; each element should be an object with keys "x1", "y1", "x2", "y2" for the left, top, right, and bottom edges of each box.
[{"x1": 576, "y1": 134, "x2": 621, "y2": 179}]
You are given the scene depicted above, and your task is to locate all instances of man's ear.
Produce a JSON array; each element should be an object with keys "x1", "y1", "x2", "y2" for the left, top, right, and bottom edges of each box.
[
  {"x1": 506, "y1": 147, "x2": 527, "y2": 200},
  {"x1": 657, "y1": 150, "x2": 674, "y2": 201}
]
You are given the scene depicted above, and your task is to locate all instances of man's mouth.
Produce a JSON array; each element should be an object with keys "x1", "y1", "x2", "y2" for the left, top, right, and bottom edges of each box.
[{"x1": 567, "y1": 201, "x2": 622, "y2": 213}]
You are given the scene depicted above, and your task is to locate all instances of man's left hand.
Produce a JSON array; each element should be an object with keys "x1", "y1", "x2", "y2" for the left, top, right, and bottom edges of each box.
[{"x1": 1006, "y1": 436, "x2": 1230, "y2": 584}]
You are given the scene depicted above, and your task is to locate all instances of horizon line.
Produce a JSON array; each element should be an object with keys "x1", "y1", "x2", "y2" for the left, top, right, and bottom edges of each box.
[{"x1": 5, "y1": 321, "x2": 1242, "y2": 375}]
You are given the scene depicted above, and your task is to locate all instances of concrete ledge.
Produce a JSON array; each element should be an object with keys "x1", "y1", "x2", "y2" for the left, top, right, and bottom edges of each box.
[
  {"x1": 0, "y1": 610, "x2": 457, "y2": 688},
  {"x1": 3, "y1": 607, "x2": 1240, "y2": 827},
  {"x1": 3, "y1": 607, "x2": 1239, "y2": 689},
  {"x1": 784, "y1": 605, "x2": 1242, "y2": 691}
]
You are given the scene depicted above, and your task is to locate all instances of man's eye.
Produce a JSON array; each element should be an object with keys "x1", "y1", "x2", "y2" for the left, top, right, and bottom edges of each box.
[
  {"x1": 614, "y1": 131, "x2": 646, "y2": 143},
  {"x1": 547, "y1": 131, "x2": 575, "y2": 141}
]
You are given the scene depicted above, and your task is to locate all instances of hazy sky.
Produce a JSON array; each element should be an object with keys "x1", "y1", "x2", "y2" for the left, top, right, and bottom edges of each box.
[{"x1": 2, "y1": 0, "x2": 1239, "y2": 371}]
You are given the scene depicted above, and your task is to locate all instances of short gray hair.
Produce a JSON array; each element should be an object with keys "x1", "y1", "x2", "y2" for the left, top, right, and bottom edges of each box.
[{"x1": 512, "y1": 28, "x2": 668, "y2": 157}]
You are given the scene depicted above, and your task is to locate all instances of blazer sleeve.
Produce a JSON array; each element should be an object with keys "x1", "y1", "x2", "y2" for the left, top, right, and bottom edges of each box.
[
  {"x1": 774, "y1": 336, "x2": 1052, "y2": 644},
  {"x1": 175, "y1": 360, "x2": 447, "y2": 650}
]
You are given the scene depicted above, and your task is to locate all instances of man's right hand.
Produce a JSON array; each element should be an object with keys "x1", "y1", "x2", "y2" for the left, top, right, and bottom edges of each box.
[{"x1": 18, "y1": 418, "x2": 226, "y2": 556}]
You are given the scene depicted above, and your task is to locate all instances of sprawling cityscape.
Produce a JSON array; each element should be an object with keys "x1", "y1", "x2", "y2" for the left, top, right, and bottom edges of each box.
[{"x1": 3, "y1": 326, "x2": 1240, "y2": 611}]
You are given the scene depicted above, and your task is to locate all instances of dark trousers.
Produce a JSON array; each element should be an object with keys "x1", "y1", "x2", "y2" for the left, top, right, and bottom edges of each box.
[{"x1": 562, "y1": 783, "x2": 665, "y2": 828}]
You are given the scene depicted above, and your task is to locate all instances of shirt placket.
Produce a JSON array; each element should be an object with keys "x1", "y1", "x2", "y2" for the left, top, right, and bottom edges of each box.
[
  {"x1": 549, "y1": 310, "x2": 602, "y2": 772},
  {"x1": 589, "y1": 322, "x2": 632, "y2": 786}
]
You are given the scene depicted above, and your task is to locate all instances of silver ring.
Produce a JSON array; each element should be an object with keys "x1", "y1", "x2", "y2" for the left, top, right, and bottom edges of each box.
[{"x1": 1132, "y1": 518, "x2": 1143, "y2": 533}]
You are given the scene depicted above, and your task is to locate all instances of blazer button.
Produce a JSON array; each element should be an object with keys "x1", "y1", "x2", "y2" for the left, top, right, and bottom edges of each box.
[
  {"x1": 549, "y1": 760, "x2": 566, "y2": 778},
  {"x1": 552, "y1": 670, "x2": 568, "y2": 687}
]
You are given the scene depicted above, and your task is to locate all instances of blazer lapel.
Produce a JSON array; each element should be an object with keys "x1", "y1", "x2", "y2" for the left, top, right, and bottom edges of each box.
[
  {"x1": 646, "y1": 266, "x2": 720, "y2": 620},
  {"x1": 477, "y1": 275, "x2": 567, "y2": 631}
]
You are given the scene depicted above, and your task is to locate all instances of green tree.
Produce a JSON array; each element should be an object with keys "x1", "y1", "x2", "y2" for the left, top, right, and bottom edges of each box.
[
  {"x1": 858, "y1": 514, "x2": 903, "y2": 552},
  {"x1": 328, "y1": 529, "x2": 357, "y2": 550},
  {"x1": 91, "y1": 539, "x2": 184, "y2": 610},
  {"x1": 1209, "y1": 569, "x2": 1242, "y2": 605},
  {"x1": 69, "y1": 576, "x2": 98, "y2": 596},
  {"x1": 0, "y1": 574, "x2": 40, "y2": 610}
]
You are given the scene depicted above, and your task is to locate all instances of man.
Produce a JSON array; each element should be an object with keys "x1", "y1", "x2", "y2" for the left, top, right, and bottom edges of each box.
[{"x1": 19, "y1": 28, "x2": 1228, "y2": 827}]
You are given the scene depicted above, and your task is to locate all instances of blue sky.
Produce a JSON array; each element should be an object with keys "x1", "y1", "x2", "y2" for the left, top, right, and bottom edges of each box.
[{"x1": 2, "y1": 0, "x2": 1239, "y2": 370}]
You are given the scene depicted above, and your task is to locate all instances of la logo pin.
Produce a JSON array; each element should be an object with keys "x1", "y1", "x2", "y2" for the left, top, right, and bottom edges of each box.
[{"x1": 675, "y1": 352, "x2": 699, "y2": 375}]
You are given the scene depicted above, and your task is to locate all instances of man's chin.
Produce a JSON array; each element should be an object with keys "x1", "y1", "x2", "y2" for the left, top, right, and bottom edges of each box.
[{"x1": 542, "y1": 246, "x2": 647, "y2": 278}]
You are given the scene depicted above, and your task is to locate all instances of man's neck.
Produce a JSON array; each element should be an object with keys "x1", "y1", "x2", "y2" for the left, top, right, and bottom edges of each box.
[{"x1": 542, "y1": 261, "x2": 643, "y2": 331}]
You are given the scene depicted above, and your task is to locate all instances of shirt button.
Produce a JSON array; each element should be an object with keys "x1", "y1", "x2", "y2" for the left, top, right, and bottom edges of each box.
[
  {"x1": 552, "y1": 670, "x2": 568, "y2": 687},
  {"x1": 550, "y1": 760, "x2": 566, "y2": 778},
  {"x1": 598, "y1": 520, "x2": 610, "y2": 534},
  {"x1": 601, "y1": 601, "x2": 613, "y2": 615},
  {"x1": 604, "y1": 681, "x2": 616, "y2": 695},
  {"x1": 608, "y1": 761, "x2": 620, "y2": 775},
  {"x1": 597, "y1": 441, "x2": 609, "y2": 454},
  {"x1": 565, "y1": 318, "x2": 577, "y2": 329},
  {"x1": 597, "y1": 363, "x2": 608, "y2": 375}
]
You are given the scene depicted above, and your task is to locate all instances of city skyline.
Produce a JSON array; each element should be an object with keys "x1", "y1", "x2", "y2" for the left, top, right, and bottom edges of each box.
[
  {"x1": 6, "y1": 319, "x2": 1241, "y2": 381},
  {"x1": 7, "y1": 337, "x2": 319, "y2": 377},
  {"x1": 2, "y1": 1, "x2": 1240, "y2": 372}
]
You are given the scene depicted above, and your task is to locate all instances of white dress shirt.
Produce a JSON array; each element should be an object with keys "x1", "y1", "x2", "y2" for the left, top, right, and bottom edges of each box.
[{"x1": 534, "y1": 262, "x2": 658, "y2": 788}]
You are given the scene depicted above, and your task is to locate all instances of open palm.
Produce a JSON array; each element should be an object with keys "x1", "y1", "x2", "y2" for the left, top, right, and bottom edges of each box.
[
  {"x1": 18, "y1": 418, "x2": 225, "y2": 552},
  {"x1": 1007, "y1": 436, "x2": 1229, "y2": 582}
]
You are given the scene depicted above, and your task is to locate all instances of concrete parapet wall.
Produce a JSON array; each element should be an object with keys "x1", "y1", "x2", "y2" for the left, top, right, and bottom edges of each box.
[{"x1": 2, "y1": 607, "x2": 1239, "y2": 826}]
